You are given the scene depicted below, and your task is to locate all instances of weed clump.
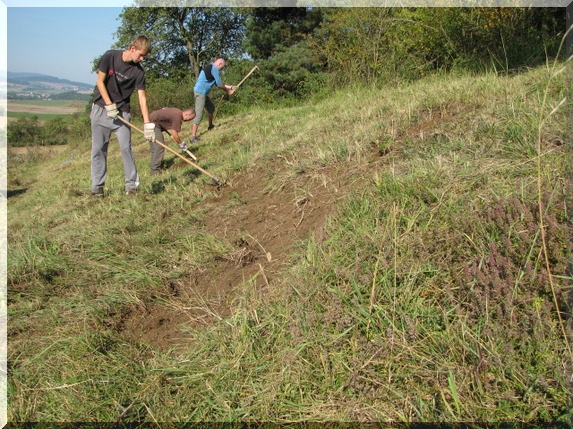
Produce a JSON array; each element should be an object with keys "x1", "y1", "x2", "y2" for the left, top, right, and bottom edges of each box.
[{"x1": 461, "y1": 194, "x2": 568, "y2": 323}]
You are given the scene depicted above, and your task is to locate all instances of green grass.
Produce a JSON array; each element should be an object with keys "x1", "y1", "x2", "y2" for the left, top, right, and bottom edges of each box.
[
  {"x1": 7, "y1": 112, "x2": 66, "y2": 121},
  {"x1": 7, "y1": 63, "x2": 572, "y2": 422}
]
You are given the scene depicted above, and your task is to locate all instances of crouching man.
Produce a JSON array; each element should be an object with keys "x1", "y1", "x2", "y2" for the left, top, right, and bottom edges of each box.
[{"x1": 148, "y1": 107, "x2": 196, "y2": 174}]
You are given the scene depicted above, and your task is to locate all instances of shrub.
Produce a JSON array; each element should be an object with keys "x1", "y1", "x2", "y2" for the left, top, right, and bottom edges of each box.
[{"x1": 7, "y1": 116, "x2": 42, "y2": 147}]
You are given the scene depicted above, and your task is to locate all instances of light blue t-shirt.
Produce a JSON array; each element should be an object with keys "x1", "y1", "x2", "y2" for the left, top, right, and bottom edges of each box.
[{"x1": 194, "y1": 64, "x2": 222, "y2": 95}]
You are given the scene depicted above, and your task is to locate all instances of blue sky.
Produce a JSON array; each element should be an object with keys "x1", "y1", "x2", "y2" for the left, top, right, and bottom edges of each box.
[{"x1": 6, "y1": 7, "x2": 129, "y2": 85}]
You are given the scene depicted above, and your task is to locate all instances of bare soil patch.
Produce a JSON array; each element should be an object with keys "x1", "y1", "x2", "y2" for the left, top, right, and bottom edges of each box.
[{"x1": 119, "y1": 147, "x2": 385, "y2": 351}]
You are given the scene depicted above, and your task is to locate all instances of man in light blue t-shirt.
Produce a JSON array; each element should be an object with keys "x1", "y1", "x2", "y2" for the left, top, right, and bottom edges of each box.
[{"x1": 191, "y1": 58, "x2": 235, "y2": 142}]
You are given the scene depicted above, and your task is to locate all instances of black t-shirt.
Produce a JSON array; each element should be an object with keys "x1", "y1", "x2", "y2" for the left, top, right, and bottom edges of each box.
[{"x1": 93, "y1": 50, "x2": 146, "y2": 113}]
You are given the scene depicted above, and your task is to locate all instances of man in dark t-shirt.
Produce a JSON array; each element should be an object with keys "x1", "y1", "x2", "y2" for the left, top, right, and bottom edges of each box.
[
  {"x1": 148, "y1": 107, "x2": 196, "y2": 174},
  {"x1": 90, "y1": 35, "x2": 154, "y2": 196}
]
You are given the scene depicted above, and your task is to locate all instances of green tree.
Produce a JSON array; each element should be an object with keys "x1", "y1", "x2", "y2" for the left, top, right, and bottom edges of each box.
[
  {"x1": 311, "y1": 8, "x2": 397, "y2": 85},
  {"x1": 243, "y1": 7, "x2": 323, "y2": 60},
  {"x1": 243, "y1": 7, "x2": 326, "y2": 98},
  {"x1": 311, "y1": 7, "x2": 565, "y2": 86},
  {"x1": 112, "y1": 6, "x2": 247, "y2": 80},
  {"x1": 392, "y1": 8, "x2": 565, "y2": 74}
]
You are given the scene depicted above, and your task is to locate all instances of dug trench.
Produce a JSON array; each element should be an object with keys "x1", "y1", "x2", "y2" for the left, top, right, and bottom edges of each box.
[{"x1": 116, "y1": 144, "x2": 387, "y2": 352}]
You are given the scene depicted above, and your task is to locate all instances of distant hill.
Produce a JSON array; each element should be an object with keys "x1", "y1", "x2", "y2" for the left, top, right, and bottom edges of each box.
[
  {"x1": 7, "y1": 71, "x2": 93, "y2": 91},
  {"x1": 6, "y1": 71, "x2": 94, "y2": 100}
]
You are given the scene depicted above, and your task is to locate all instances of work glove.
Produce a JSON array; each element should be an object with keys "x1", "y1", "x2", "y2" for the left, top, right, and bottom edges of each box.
[
  {"x1": 144, "y1": 123, "x2": 155, "y2": 142},
  {"x1": 105, "y1": 103, "x2": 119, "y2": 119},
  {"x1": 179, "y1": 142, "x2": 188, "y2": 152}
]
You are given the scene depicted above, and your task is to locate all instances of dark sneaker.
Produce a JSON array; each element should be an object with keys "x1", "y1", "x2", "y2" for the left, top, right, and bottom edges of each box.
[
  {"x1": 190, "y1": 136, "x2": 200, "y2": 143},
  {"x1": 208, "y1": 124, "x2": 215, "y2": 131},
  {"x1": 92, "y1": 189, "x2": 104, "y2": 197}
]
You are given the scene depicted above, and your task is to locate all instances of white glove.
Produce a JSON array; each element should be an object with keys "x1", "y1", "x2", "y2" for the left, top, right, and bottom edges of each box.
[
  {"x1": 179, "y1": 142, "x2": 188, "y2": 151},
  {"x1": 105, "y1": 103, "x2": 119, "y2": 119},
  {"x1": 144, "y1": 123, "x2": 155, "y2": 141}
]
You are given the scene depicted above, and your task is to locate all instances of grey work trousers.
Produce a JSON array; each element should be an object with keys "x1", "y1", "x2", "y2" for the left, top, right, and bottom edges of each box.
[
  {"x1": 192, "y1": 92, "x2": 215, "y2": 126},
  {"x1": 149, "y1": 126, "x2": 165, "y2": 173},
  {"x1": 90, "y1": 104, "x2": 139, "y2": 193}
]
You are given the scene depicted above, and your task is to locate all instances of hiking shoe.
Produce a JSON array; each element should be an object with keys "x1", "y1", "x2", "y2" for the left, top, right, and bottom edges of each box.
[
  {"x1": 92, "y1": 189, "x2": 104, "y2": 197},
  {"x1": 190, "y1": 136, "x2": 200, "y2": 143},
  {"x1": 208, "y1": 124, "x2": 215, "y2": 131}
]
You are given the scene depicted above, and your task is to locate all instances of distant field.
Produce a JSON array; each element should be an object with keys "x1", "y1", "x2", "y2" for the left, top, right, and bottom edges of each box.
[{"x1": 7, "y1": 99, "x2": 87, "y2": 123}]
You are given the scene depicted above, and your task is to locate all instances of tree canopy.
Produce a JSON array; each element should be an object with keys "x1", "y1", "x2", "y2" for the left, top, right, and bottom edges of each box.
[
  {"x1": 114, "y1": 6, "x2": 247, "y2": 80},
  {"x1": 104, "y1": 6, "x2": 565, "y2": 102}
]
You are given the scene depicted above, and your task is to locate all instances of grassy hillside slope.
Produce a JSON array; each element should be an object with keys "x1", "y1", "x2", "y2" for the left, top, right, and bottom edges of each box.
[{"x1": 7, "y1": 64, "x2": 572, "y2": 422}]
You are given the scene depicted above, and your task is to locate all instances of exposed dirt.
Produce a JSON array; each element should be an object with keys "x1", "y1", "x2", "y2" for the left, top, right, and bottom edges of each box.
[{"x1": 119, "y1": 145, "x2": 386, "y2": 352}]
